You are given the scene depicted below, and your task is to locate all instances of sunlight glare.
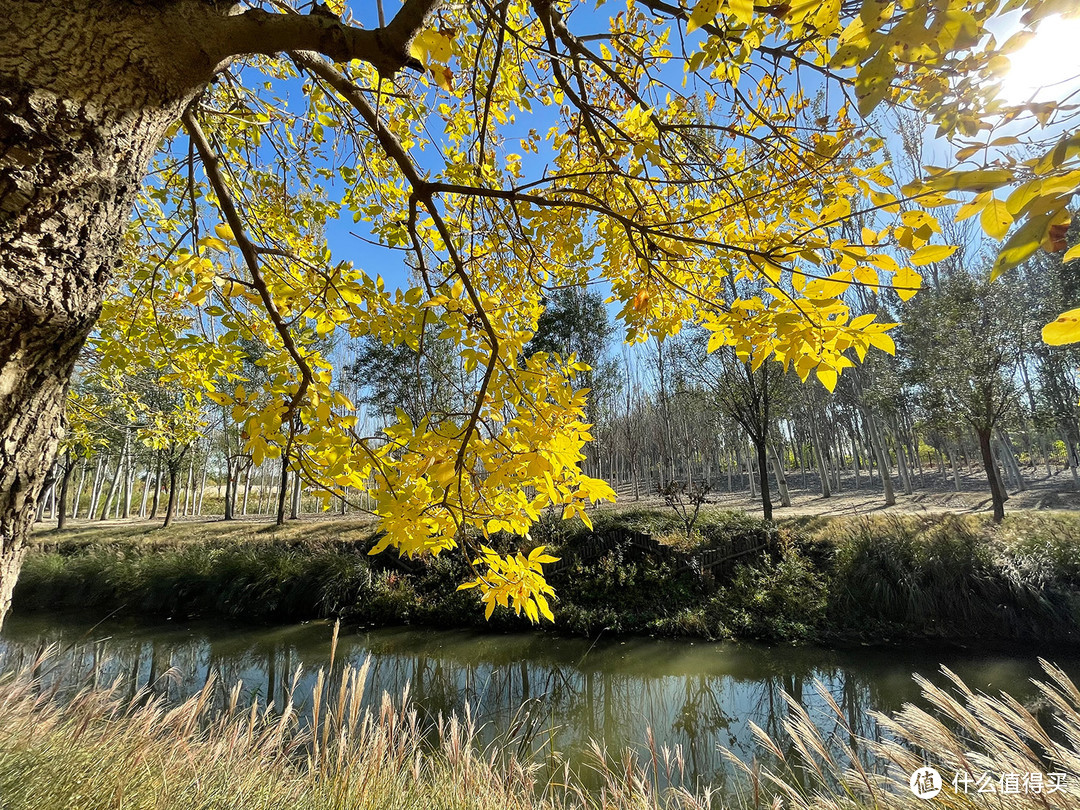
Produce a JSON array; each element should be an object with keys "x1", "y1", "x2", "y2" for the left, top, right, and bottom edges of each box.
[{"x1": 997, "y1": 15, "x2": 1080, "y2": 104}]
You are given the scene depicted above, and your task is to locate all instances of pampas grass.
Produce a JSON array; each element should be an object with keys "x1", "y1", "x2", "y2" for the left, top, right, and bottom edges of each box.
[{"x1": 1, "y1": 638, "x2": 1079, "y2": 809}]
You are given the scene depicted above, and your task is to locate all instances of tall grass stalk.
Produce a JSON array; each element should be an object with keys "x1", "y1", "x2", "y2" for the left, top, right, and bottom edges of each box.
[
  {"x1": 2, "y1": 646, "x2": 1080, "y2": 809},
  {"x1": 721, "y1": 659, "x2": 1080, "y2": 808}
]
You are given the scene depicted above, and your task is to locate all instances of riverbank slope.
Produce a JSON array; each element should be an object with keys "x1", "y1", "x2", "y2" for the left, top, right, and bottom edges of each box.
[{"x1": 18, "y1": 509, "x2": 1080, "y2": 648}]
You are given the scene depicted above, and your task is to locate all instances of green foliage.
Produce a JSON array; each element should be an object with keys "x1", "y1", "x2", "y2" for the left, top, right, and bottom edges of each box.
[
  {"x1": 17, "y1": 511, "x2": 1080, "y2": 647},
  {"x1": 899, "y1": 269, "x2": 1020, "y2": 433},
  {"x1": 708, "y1": 548, "x2": 828, "y2": 642},
  {"x1": 824, "y1": 515, "x2": 1080, "y2": 643},
  {"x1": 551, "y1": 549, "x2": 706, "y2": 636}
]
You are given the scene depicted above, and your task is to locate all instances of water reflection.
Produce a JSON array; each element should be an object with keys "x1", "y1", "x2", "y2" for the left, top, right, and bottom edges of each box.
[{"x1": 2, "y1": 613, "x2": 1076, "y2": 792}]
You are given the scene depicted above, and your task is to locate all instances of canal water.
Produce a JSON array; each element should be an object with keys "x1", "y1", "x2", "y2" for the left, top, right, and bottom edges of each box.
[{"x1": 2, "y1": 613, "x2": 1077, "y2": 794}]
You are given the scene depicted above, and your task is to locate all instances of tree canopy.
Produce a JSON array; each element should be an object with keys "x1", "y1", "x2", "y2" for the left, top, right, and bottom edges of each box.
[{"x1": 2, "y1": 0, "x2": 1080, "y2": 625}]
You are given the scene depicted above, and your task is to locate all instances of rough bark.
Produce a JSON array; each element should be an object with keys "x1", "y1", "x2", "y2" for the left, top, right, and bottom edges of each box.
[{"x1": 0, "y1": 1, "x2": 215, "y2": 625}]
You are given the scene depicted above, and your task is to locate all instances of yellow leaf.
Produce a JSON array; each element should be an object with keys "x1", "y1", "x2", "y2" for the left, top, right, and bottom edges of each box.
[
  {"x1": 811, "y1": 0, "x2": 840, "y2": 35},
  {"x1": 956, "y1": 191, "x2": 990, "y2": 222},
  {"x1": 433, "y1": 65, "x2": 453, "y2": 92},
  {"x1": 991, "y1": 213, "x2": 1048, "y2": 280},
  {"x1": 855, "y1": 47, "x2": 896, "y2": 118},
  {"x1": 214, "y1": 223, "x2": 235, "y2": 243},
  {"x1": 410, "y1": 30, "x2": 452, "y2": 67},
  {"x1": 687, "y1": 0, "x2": 721, "y2": 34},
  {"x1": 1042, "y1": 308, "x2": 1080, "y2": 346},
  {"x1": 849, "y1": 313, "x2": 877, "y2": 330},
  {"x1": 536, "y1": 593, "x2": 555, "y2": 622},
  {"x1": 820, "y1": 198, "x2": 851, "y2": 224},
  {"x1": 867, "y1": 331, "x2": 896, "y2": 355},
  {"x1": 728, "y1": 0, "x2": 754, "y2": 27},
  {"x1": 910, "y1": 244, "x2": 958, "y2": 267},
  {"x1": 198, "y1": 236, "x2": 228, "y2": 253},
  {"x1": 893, "y1": 265, "x2": 922, "y2": 301},
  {"x1": 980, "y1": 198, "x2": 1013, "y2": 240},
  {"x1": 853, "y1": 265, "x2": 879, "y2": 286},
  {"x1": 816, "y1": 365, "x2": 837, "y2": 392},
  {"x1": 926, "y1": 169, "x2": 1013, "y2": 193}
]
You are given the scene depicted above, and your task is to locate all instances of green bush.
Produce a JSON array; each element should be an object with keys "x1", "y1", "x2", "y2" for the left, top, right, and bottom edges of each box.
[{"x1": 707, "y1": 547, "x2": 827, "y2": 642}]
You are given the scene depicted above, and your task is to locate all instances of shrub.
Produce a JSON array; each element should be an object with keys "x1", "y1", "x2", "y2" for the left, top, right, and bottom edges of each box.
[{"x1": 708, "y1": 547, "x2": 828, "y2": 642}]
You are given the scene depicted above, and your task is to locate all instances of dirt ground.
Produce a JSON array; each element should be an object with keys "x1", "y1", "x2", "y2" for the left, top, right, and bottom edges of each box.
[
  {"x1": 601, "y1": 464, "x2": 1080, "y2": 520},
  {"x1": 36, "y1": 462, "x2": 1080, "y2": 540}
]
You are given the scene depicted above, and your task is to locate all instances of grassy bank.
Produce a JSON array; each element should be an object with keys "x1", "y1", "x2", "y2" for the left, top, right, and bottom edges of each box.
[
  {"x1": 1, "y1": 649, "x2": 1079, "y2": 809},
  {"x1": 17, "y1": 510, "x2": 1080, "y2": 647}
]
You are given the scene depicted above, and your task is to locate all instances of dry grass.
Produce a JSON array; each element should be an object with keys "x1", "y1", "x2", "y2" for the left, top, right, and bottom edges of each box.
[
  {"x1": 29, "y1": 514, "x2": 379, "y2": 552},
  {"x1": 3, "y1": 626, "x2": 1080, "y2": 809},
  {"x1": 723, "y1": 659, "x2": 1080, "y2": 809}
]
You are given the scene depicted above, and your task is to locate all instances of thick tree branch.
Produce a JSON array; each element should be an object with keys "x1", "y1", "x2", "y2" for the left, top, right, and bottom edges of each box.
[{"x1": 210, "y1": 0, "x2": 439, "y2": 76}]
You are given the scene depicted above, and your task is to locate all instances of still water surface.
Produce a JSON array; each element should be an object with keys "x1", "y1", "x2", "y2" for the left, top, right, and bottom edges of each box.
[{"x1": 3, "y1": 613, "x2": 1077, "y2": 792}]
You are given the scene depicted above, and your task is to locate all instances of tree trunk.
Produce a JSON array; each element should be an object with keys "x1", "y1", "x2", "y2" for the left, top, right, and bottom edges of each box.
[
  {"x1": 849, "y1": 427, "x2": 861, "y2": 489},
  {"x1": 163, "y1": 465, "x2": 179, "y2": 528},
  {"x1": 87, "y1": 455, "x2": 106, "y2": 519},
  {"x1": 865, "y1": 411, "x2": 895, "y2": 506},
  {"x1": 122, "y1": 461, "x2": 136, "y2": 519},
  {"x1": 769, "y1": 443, "x2": 791, "y2": 508},
  {"x1": 34, "y1": 464, "x2": 55, "y2": 523},
  {"x1": 223, "y1": 457, "x2": 235, "y2": 521},
  {"x1": 139, "y1": 462, "x2": 152, "y2": 518},
  {"x1": 99, "y1": 457, "x2": 120, "y2": 521},
  {"x1": 891, "y1": 417, "x2": 913, "y2": 496},
  {"x1": 833, "y1": 429, "x2": 842, "y2": 493},
  {"x1": 150, "y1": 452, "x2": 163, "y2": 520},
  {"x1": 72, "y1": 457, "x2": 87, "y2": 520},
  {"x1": 277, "y1": 458, "x2": 290, "y2": 526},
  {"x1": 755, "y1": 437, "x2": 773, "y2": 521},
  {"x1": 120, "y1": 431, "x2": 132, "y2": 518},
  {"x1": 0, "y1": 0, "x2": 448, "y2": 628},
  {"x1": 978, "y1": 427, "x2": 1006, "y2": 524},
  {"x1": 996, "y1": 430, "x2": 1026, "y2": 492},
  {"x1": 181, "y1": 453, "x2": 194, "y2": 517},
  {"x1": 743, "y1": 447, "x2": 757, "y2": 497},
  {"x1": 196, "y1": 453, "x2": 208, "y2": 515},
  {"x1": 810, "y1": 419, "x2": 831, "y2": 498},
  {"x1": 56, "y1": 450, "x2": 74, "y2": 530},
  {"x1": 241, "y1": 463, "x2": 253, "y2": 516},
  {"x1": 290, "y1": 468, "x2": 301, "y2": 520}
]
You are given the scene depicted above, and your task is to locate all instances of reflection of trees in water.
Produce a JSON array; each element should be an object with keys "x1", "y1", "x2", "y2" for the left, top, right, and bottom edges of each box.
[
  {"x1": 0, "y1": 628, "x2": 888, "y2": 790},
  {"x1": 1, "y1": 620, "x2": 1070, "y2": 797}
]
